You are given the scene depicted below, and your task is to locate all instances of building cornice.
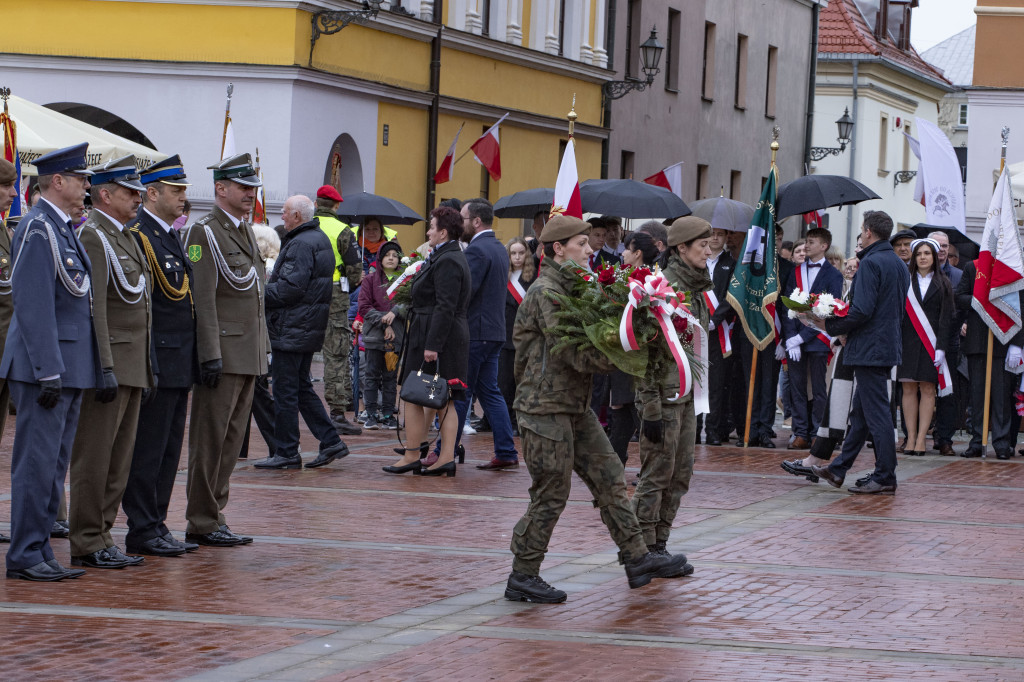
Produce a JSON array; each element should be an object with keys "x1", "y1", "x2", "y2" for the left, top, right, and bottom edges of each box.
[
  {"x1": 818, "y1": 53, "x2": 957, "y2": 94},
  {"x1": 815, "y1": 81, "x2": 920, "y2": 108},
  {"x1": 975, "y1": 5, "x2": 1024, "y2": 15},
  {"x1": 440, "y1": 28, "x2": 612, "y2": 83}
]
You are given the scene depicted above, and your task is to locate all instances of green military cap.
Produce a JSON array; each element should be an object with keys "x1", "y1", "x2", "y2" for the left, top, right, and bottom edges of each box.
[
  {"x1": 208, "y1": 153, "x2": 262, "y2": 187},
  {"x1": 541, "y1": 215, "x2": 591, "y2": 243},
  {"x1": 667, "y1": 216, "x2": 712, "y2": 247}
]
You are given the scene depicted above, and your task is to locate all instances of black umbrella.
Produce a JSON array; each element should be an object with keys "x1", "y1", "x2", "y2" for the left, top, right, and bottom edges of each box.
[
  {"x1": 579, "y1": 179, "x2": 691, "y2": 218},
  {"x1": 493, "y1": 188, "x2": 554, "y2": 218},
  {"x1": 775, "y1": 175, "x2": 880, "y2": 220},
  {"x1": 336, "y1": 191, "x2": 423, "y2": 225},
  {"x1": 911, "y1": 223, "x2": 979, "y2": 261},
  {"x1": 688, "y1": 197, "x2": 754, "y2": 232}
]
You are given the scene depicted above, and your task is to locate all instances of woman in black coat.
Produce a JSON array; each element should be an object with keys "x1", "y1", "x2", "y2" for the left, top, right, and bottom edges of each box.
[
  {"x1": 898, "y1": 239, "x2": 954, "y2": 456},
  {"x1": 384, "y1": 206, "x2": 471, "y2": 477},
  {"x1": 498, "y1": 236, "x2": 535, "y2": 433}
]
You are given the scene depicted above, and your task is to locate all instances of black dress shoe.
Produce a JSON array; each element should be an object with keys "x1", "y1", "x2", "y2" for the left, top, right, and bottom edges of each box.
[
  {"x1": 127, "y1": 536, "x2": 186, "y2": 557},
  {"x1": 0, "y1": 533, "x2": 9, "y2": 543},
  {"x1": 809, "y1": 464, "x2": 844, "y2": 489},
  {"x1": 106, "y1": 546, "x2": 145, "y2": 566},
  {"x1": 418, "y1": 460, "x2": 456, "y2": 477},
  {"x1": 220, "y1": 525, "x2": 253, "y2": 544},
  {"x1": 756, "y1": 435, "x2": 776, "y2": 449},
  {"x1": 848, "y1": 479, "x2": 897, "y2": 495},
  {"x1": 306, "y1": 441, "x2": 349, "y2": 469},
  {"x1": 997, "y1": 450, "x2": 1013, "y2": 460},
  {"x1": 6, "y1": 561, "x2": 69, "y2": 581},
  {"x1": 252, "y1": 454, "x2": 302, "y2": 469},
  {"x1": 163, "y1": 533, "x2": 198, "y2": 552},
  {"x1": 383, "y1": 460, "x2": 422, "y2": 474},
  {"x1": 705, "y1": 437, "x2": 722, "y2": 446},
  {"x1": 780, "y1": 459, "x2": 819, "y2": 482},
  {"x1": 50, "y1": 520, "x2": 69, "y2": 538},
  {"x1": 71, "y1": 548, "x2": 131, "y2": 569},
  {"x1": 960, "y1": 448, "x2": 983, "y2": 458},
  {"x1": 45, "y1": 559, "x2": 86, "y2": 579},
  {"x1": 185, "y1": 530, "x2": 244, "y2": 547}
]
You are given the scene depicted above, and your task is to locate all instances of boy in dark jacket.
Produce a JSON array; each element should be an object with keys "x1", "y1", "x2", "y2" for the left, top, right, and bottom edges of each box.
[{"x1": 357, "y1": 241, "x2": 405, "y2": 429}]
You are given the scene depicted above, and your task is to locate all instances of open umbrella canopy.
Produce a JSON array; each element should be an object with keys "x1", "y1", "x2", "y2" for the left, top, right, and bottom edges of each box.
[
  {"x1": 493, "y1": 187, "x2": 554, "y2": 218},
  {"x1": 911, "y1": 223, "x2": 979, "y2": 261},
  {"x1": 775, "y1": 174, "x2": 880, "y2": 220},
  {"x1": 337, "y1": 192, "x2": 423, "y2": 225},
  {"x1": 579, "y1": 179, "x2": 690, "y2": 218},
  {"x1": 5, "y1": 94, "x2": 166, "y2": 172},
  {"x1": 688, "y1": 197, "x2": 754, "y2": 232}
]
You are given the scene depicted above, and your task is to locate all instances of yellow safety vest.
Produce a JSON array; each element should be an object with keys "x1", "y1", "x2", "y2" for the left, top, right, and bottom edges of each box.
[{"x1": 317, "y1": 214, "x2": 351, "y2": 283}]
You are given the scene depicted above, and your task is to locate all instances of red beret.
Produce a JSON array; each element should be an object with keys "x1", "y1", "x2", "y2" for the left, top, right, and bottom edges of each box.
[{"x1": 316, "y1": 185, "x2": 343, "y2": 202}]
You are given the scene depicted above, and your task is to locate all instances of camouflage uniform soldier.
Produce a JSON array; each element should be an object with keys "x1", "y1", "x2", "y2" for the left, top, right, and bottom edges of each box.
[
  {"x1": 633, "y1": 217, "x2": 712, "y2": 572},
  {"x1": 314, "y1": 185, "x2": 362, "y2": 435},
  {"x1": 505, "y1": 215, "x2": 686, "y2": 604}
]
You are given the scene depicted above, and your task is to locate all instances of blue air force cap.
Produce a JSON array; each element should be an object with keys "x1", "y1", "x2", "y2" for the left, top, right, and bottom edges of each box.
[
  {"x1": 88, "y1": 155, "x2": 145, "y2": 191},
  {"x1": 33, "y1": 143, "x2": 93, "y2": 177},
  {"x1": 141, "y1": 154, "x2": 190, "y2": 186}
]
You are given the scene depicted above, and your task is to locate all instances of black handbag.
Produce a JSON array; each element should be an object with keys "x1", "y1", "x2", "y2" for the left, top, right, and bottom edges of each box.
[{"x1": 400, "y1": 362, "x2": 450, "y2": 410}]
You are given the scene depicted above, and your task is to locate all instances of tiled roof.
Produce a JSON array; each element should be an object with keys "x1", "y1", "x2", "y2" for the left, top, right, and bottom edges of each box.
[
  {"x1": 818, "y1": 0, "x2": 952, "y2": 88},
  {"x1": 921, "y1": 25, "x2": 974, "y2": 87}
]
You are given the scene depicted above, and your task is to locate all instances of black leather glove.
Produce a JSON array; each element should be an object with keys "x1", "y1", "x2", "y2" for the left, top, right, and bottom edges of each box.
[
  {"x1": 200, "y1": 359, "x2": 223, "y2": 389},
  {"x1": 37, "y1": 377, "x2": 61, "y2": 409},
  {"x1": 141, "y1": 388, "x2": 153, "y2": 406},
  {"x1": 642, "y1": 419, "x2": 664, "y2": 444},
  {"x1": 95, "y1": 368, "x2": 118, "y2": 403}
]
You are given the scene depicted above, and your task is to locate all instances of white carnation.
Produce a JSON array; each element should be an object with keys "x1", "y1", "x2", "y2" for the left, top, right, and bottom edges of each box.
[
  {"x1": 812, "y1": 298, "x2": 833, "y2": 317},
  {"x1": 788, "y1": 309, "x2": 799, "y2": 320},
  {"x1": 790, "y1": 288, "x2": 810, "y2": 305},
  {"x1": 816, "y1": 293, "x2": 836, "y2": 309}
]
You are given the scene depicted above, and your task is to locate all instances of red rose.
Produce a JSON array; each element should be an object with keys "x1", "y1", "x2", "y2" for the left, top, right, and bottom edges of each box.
[
  {"x1": 833, "y1": 301, "x2": 849, "y2": 318},
  {"x1": 597, "y1": 268, "x2": 616, "y2": 285},
  {"x1": 671, "y1": 315, "x2": 688, "y2": 334},
  {"x1": 629, "y1": 267, "x2": 652, "y2": 282}
]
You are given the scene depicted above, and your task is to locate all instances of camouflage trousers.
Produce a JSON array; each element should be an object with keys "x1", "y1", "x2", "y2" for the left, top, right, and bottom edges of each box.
[
  {"x1": 322, "y1": 288, "x2": 353, "y2": 414},
  {"x1": 632, "y1": 396, "x2": 695, "y2": 546},
  {"x1": 511, "y1": 411, "x2": 648, "y2": 576}
]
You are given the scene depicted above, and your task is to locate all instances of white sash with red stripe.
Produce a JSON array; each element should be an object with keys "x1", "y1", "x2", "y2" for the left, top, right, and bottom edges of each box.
[
  {"x1": 702, "y1": 291, "x2": 733, "y2": 357},
  {"x1": 508, "y1": 274, "x2": 526, "y2": 304},
  {"x1": 386, "y1": 260, "x2": 424, "y2": 300},
  {"x1": 905, "y1": 285, "x2": 953, "y2": 396}
]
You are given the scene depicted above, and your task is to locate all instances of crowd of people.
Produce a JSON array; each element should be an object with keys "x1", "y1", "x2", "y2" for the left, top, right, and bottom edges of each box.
[{"x1": 0, "y1": 142, "x2": 1015, "y2": 603}]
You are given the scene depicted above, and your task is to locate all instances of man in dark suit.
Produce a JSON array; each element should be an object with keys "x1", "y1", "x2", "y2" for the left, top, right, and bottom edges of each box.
[
  {"x1": 588, "y1": 217, "x2": 620, "y2": 269},
  {"x1": 448, "y1": 198, "x2": 518, "y2": 469},
  {"x1": 121, "y1": 155, "x2": 198, "y2": 557},
  {"x1": 810, "y1": 211, "x2": 910, "y2": 494},
  {"x1": 3, "y1": 144, "x2": 99, "y2": 581},
  {"x1": 700, "y1": 227, "x2": 737, "y2": 445},
  {"x1": 779, "y1": 228, "x2": 844, "y2": 449},
  {"x1": 929, "y1": 230, "x2": 963, "y2": 455}
]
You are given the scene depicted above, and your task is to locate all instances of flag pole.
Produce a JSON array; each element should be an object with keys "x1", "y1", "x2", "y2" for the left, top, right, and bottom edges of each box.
[
  {"x1": 982, "y1": 126, "x2": 1010, "y2": 448},
  {"x1": 220, "y1": 83, "x2": 233, "y2": 159}
]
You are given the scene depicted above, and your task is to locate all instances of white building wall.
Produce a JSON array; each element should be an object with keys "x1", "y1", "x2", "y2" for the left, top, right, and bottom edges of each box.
[{"x1": 965, "y1": 88, "x2": 1024, "y2": 233}]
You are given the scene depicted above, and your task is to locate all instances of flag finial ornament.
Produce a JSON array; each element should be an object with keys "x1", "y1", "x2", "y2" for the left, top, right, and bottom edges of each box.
[
  {"x1": 1002, "y1": 126, "x2": 1010, "y2": 149},
  {"x1": 567, "y1": 94, "x2": 577, "y2": 138},
  {"x1": 771, "y1": 126, "x2": 781, "y2": 164}
]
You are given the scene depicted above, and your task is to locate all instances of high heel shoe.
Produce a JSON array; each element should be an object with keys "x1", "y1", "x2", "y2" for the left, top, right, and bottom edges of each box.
[
  {"x1": 456, "y1": 444, "x2": 465, "y2": 464},
  {"x1": 393, "y1": 442, "x2": 429, "y2": 458},
  {"x1": 418, "y1": 461, "x2": 456, "y2": 477},
  {"x1": 382, "y1": 460, "x2": 423, "y2": 475}
]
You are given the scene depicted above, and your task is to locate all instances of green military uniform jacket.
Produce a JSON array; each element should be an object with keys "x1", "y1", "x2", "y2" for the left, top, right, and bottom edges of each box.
[
  {"x1": 636, "y1": 254, "x2": 711, "y2": 421},
  {"x1": 78, "y1": 210, "x2": 155, "y2": 388},
  {"x1": 513, "y1": 259, "x2": 616, "y2": 416},
  {"x1": 185, "y1": 205, "x2": 269, "y2": 376}
]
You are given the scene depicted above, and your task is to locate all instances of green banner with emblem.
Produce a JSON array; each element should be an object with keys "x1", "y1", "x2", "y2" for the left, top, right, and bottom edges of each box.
[{"x1": 726, "y1": 166, "x2": 778, "y2": 351}]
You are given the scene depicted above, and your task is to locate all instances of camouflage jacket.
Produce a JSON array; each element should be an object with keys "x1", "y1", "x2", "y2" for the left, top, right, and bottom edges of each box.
[
  {"x1": 636, "y1": 254, "x2": 711, "y2": 420},
  {"x1": 513, "y1": 259, "x2": 617, "y2": 416}
]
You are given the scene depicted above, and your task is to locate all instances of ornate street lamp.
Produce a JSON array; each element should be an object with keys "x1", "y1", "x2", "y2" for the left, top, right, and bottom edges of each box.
[
  {"x1": 602, "y1": 27, "x2": 665, "y2": 101},
  {"x1": 809, "y1": 107, "x2": 855, "y2": 161},
  {"x1": 309, "y1": 0, "x2": 384, "y2": 64}
]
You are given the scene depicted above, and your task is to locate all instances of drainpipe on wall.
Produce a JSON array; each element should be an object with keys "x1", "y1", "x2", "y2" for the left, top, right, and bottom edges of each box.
[
  {"x1": 600, "y1": 0, "x2": 616, "y2": 179},
  {"x1": 802, "y1": 1, "x2": 820, "y2": 175},
  {"x1": 845, "y1": 58, "x2": 859, "y2": 254},
  {"x1": 425, "y1": 5, "x2": 444, "y2": 229}
]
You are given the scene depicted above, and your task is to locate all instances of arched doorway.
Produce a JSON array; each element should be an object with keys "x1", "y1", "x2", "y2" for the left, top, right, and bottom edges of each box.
[
  {"x1": 44, "y1": 102, "x2": 157, "y2": 149},
  {"x1": 323, "y1": 133, "x2": 363, "y2": 198}
]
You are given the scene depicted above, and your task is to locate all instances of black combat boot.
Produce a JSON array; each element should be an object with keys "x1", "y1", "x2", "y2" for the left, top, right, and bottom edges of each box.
[
  {"x1": 648, "y1": 542, "x2": 694, "y2": 577},
  {"x1": 504, "y1": 571, "x2": 567, "y2": 603},
  {"x1": 624, "y1": 551, "x2": 688, "y2": 589}
]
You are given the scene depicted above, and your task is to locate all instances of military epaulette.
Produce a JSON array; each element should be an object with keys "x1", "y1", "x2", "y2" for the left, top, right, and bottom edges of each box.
[
  {"x1": 127, "y1": 220, "x2": 142, "y2": 233},
  {"x1": 194, "y1": 214, "x2": 215, "y2": 226}
]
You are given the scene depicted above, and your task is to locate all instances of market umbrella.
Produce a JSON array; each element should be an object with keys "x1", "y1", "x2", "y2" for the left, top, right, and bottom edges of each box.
[
  {"x1": 775, "y1": 174, "x2": 880, "y2": 220},
  {"x1": 688, "y1": 196, "x2": 754, "y2": 232},
  {"x1": 6, "y1": 94, "x2": 166, "y2": 171},
  {"x1": 911, "y1": 223, "x2": 979, "y2": 261},
  {"x1": 493, "y1": 187, "x2": 554, "y2": 218},
  {"x1": 579, "y1": 179, "x2": 690, "y2": 218},
  {"x1": 337, "y1": 191, "x2": 423, "y2": 224}
]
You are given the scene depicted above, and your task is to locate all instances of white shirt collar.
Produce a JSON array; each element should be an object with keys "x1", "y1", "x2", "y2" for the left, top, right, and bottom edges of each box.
[
  {"x1": 143, "y1": 207, "x2": 174, "y2": 233},
  {"x1": 37, "y1": 197, "x2": 72, "y2": 226},
  {"x1": 93, "y1": 208, "x2": 125, "y2": 232},
  {"x1": 808, "y1": 258, "x2": 826, "y2": 267},
  {"x1": 470, "y1": 228, "x2": 493, "y2": 243},
  {"x1": 221, "y1": 209, "x2": 242, "y2": 229},
  {"x1": 707, "y1": 253, "x2": 721, "y2": 267}
]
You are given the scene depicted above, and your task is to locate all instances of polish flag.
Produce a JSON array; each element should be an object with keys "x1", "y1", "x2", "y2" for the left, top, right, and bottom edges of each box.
[
  {"x1": 433, "y1": 123, "x2": 464, "y2": 185},
  {"x1": 973, "y1": 166, "x2": 1024, "y2": 344},
  {"x1": 643, "y1": 162, "x2": 684, "y2": 198},
  {"x1": 550, "y1": 137, "x2": 582, "y2": 219},
  {"x1": 470, "y1": 113, "x2": 509, "y2": 182}
]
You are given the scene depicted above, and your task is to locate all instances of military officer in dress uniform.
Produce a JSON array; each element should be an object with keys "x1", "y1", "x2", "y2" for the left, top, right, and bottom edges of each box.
[
  {"x1": 68, "y1": 156, "x2": 155, "y2": 570},
  {"x1": 182, "y1": 153, "x2": 268, "y2": 547},
  {"x1": 3, "y1": 144, "x2": 99, "y2": 581},
  {"x1": 121, "y1": 155, "x2": 198, "y2": 557},
  {"x1": 0, "y1": 157, "x2": 19, "y2": 545}
]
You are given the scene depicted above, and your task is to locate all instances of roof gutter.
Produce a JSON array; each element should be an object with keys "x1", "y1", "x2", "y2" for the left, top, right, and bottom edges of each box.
[{"x1": 818, "y1": 53, "x2": 956, "y2": 93}]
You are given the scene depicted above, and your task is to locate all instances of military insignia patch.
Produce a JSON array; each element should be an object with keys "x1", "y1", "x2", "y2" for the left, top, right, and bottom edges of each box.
[{"x1": 188, "y1": 245, "x2": 202, "y2": 262}]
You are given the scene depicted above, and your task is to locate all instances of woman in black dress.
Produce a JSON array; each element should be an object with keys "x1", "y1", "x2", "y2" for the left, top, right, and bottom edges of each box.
[
  {"x1": 898, "y1": 239, "x2": 953, "y2": 456},
  {"x1": 384, "y1": 206, "x2": 471, "y2": 476}
]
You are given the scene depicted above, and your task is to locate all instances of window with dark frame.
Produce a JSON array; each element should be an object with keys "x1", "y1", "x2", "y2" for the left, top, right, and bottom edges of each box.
[
  {"x1": 696, "y1": 164, "x2": 709, "y2": 200},
  {"x1": 701, "y1": 22, "x2": 716, "y2": 100},
  {"x1": 734, "y1": 34, "x2": 748, "y2": 110},
  {"x1": 666, "y1": 9, "x2": 680, "y2": 91},
  {"x1": 765, "y1": 45, "x2": 778, "y2": 118},
  {"x1": 626, "y1": 0, "x2": 642, "y2": 79},
  {"x1": 621, "y1": 150, "x2": 635, "y2": 180}
]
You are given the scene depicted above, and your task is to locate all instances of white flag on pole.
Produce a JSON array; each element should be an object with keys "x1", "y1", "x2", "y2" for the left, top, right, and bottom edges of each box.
[{"x1": 915, "y1": 117, "x2": 965, "y2": 234}]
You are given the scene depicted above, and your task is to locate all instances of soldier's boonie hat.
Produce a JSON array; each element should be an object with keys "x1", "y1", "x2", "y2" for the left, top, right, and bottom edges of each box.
[
  {"x1": 208, "y1": 153, "x2": 262, "y2": 187},
  {"x1": 541, "y1": 215, "x2": 591, "y2": 243},
  {"x1": 141, "y1": 154, "x2": 190, "y2": 186},
  {"x1": 667, "y1": 216, "x2": 712, "y2": 247},
  {"x1": 33, "y1": 143, "x2": 93, "y2": 177},
  {"x1": 89, "y1": 155, "x2": 145, "y2": 191}
]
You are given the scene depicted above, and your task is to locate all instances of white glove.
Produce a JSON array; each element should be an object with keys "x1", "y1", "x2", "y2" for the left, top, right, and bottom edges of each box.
[
  {"x1": 708, "y1": 320, "x2": 716, "y2": 331},
  {"x1": 774, "y1": 343, "x2": 786, "y2": 361},
  {"x1": 933, "y1": 349, "x2": 946, "y2": 368},
  {"x1": 788, "y1": 345, "x2": 802, "y2": 363},
  {"x1": 786, "y1": 336, "x2": 802, "y2": 352},
  {"x1": 1006, "y1": 345, "x2": 1023, "y2": 372}
]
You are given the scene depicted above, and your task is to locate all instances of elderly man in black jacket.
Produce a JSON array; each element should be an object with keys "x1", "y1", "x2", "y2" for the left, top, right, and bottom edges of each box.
[
  {"x1": 254, "y1": 195, "x2": 349, "y2": 470},
  {"x1": 809, "y1": 211, "x2": 910, "y2": 494}
]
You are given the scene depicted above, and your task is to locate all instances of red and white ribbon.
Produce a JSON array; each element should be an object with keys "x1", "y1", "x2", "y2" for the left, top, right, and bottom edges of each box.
[
  {"x1": 702, "y1": 290, "x2": 733, "y2": 357},
  {"x1": 507, "y1": 274, "x2": 526, "y2": 304},
  {"x1": 386, "y1": 260, "x2": 424, "y2": 300},
  {"x1": 905, "y1": 286, "x2": 953, "y2": 396},
  {"x1": 619, "y1": 272, "x2": 709, "y2": 415}
]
